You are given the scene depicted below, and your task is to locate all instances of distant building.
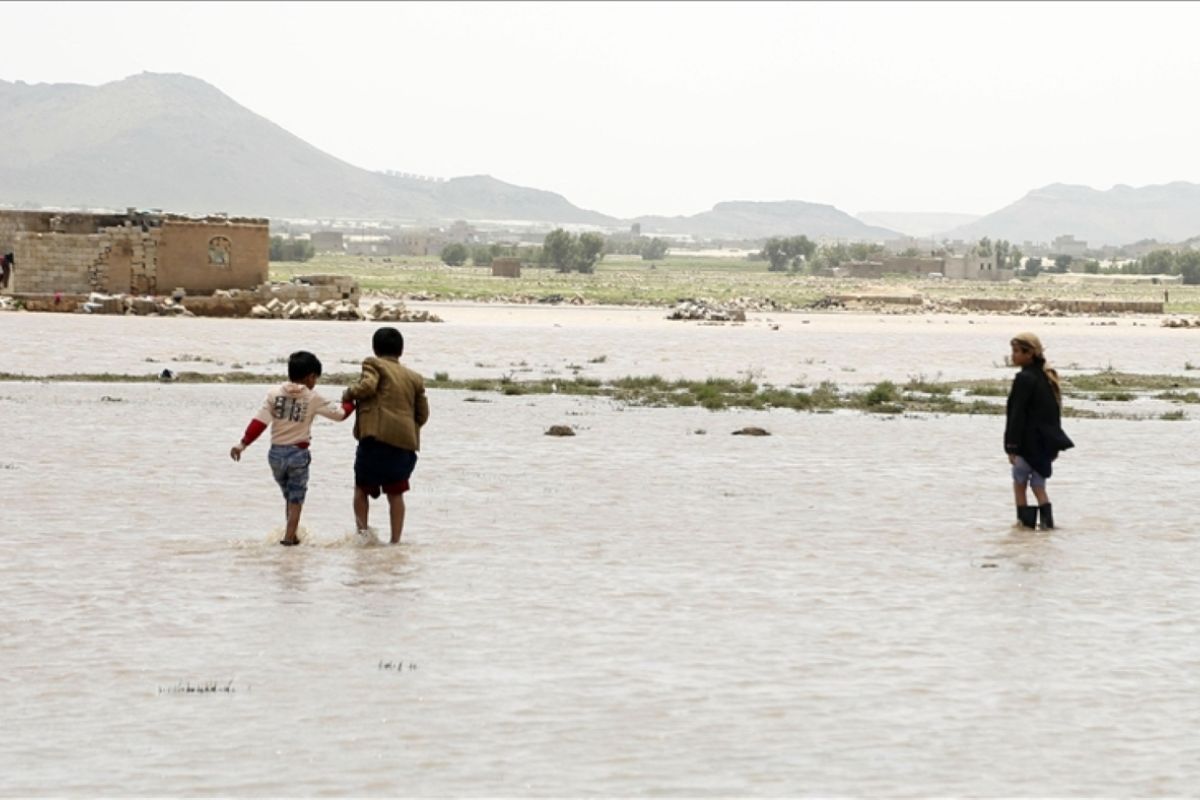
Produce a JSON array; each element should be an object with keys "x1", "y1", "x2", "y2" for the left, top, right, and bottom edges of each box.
[
  {"x1": 1051, "y1": 235, "x2": 1087, "y2": 258},
  {"x1": 943, "y1": 253, "x2": 1013, "y2": 281},
  {"x1": 310, "y1": 231, "x2": 344, "y2": 252}
]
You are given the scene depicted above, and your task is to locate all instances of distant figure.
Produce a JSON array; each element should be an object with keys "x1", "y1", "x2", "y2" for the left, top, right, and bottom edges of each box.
[
  {"x1": 1005, "y1": 332, "x2": 1074, "y2": 530},
  {"x1": 230, "y1": 351, "x2": 354, "y2": 546},
  {"x1": 159, "y1": 368, "x2": 175, "y2": 382},
  {"x1": 343, "y1": 327, "x2": 429, "y2": 545},
  {"x1": 0, "y1": 252, "x2": 12, "y2": 290}
]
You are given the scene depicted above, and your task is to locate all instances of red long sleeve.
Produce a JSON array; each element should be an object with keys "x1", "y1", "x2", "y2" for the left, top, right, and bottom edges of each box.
[{"x1": 241, "y1": 418, "x2": 268, "y2": 446}]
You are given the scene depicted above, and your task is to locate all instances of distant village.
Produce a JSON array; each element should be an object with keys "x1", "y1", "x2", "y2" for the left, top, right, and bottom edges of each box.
[{"x1": 0, "y1": 205, "x2": 1194, "y2": 317}]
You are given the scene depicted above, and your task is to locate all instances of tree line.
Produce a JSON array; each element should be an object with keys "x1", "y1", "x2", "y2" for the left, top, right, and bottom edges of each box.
[
  {"x1": 442, "y1": 229, "x2": 671, "y2": 271},
  {"x1": 269, "y1": 236, "x2": 315, "y2": 262}
]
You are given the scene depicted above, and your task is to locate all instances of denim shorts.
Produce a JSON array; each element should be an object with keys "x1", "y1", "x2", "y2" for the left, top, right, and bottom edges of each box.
[
  {"x1": 269, "y1": 444, "x2": 312, "y2": 504},
  {"x1": 1011, "y1": 455, "x2": 1046, "y2": 489}
]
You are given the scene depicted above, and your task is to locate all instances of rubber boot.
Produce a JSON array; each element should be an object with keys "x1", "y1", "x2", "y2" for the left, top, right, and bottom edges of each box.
[
  {"x1": 1016, "y1": 505, "x2": 1037, "y2": 529},
  {"x1": 1037, "y1": 503, "x2": 1054, "y2": 530}
]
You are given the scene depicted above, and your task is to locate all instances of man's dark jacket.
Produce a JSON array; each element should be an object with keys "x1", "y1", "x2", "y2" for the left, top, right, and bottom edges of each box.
[{"x1": 1005, "y1": 364, "x2": 1074, "y2": 478}]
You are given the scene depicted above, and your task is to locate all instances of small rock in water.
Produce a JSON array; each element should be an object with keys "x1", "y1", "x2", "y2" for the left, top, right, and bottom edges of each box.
[
  {"x1": 732, "y1": 426, "x2": 770, "y2": 436},
  {"x1": 545, "y1": 425, "x2": 576, "y2": 437}
]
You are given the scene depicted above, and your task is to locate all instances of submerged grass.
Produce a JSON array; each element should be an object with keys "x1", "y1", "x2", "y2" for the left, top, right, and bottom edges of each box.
[{"x1": 4, "y1": 368, "x2": 1198, "y2": 420}]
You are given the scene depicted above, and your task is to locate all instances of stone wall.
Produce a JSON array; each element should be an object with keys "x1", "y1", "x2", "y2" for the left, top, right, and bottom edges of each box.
[
  {"x1": 0, "y1": 210, "x2": 268, "y2": 297},
  {"x1": 880, "y1": 256, "x2": 943, "y2": 275},
  {"x1": 157, "y1": 219, "x2": 268, "y2": 294},
  {"x1": 491, "y1": 257, "x2": 521, "y2": 278},
  {"x1": 960, "y1": 298, "x2": 1163, "y2": 314}
]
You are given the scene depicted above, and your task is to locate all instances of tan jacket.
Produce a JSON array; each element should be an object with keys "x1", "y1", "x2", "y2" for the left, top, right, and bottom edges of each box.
[{"x1": 342, "y1": 356, "x2": 429, "y2": 451}]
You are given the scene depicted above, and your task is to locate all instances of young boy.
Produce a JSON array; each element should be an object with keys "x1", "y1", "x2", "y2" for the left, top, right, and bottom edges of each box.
[
  {"x1": 343, "y1": 327, "x2": 429, "y2": 544},
  {"x1": 230, "y1": 350, "x2": 354, "y2": 546}
]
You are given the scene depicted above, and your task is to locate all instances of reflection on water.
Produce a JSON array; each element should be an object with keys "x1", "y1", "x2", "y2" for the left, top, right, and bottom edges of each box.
[{"x1": 1, "y1": 312, "x2": 1199, "y2": 795}]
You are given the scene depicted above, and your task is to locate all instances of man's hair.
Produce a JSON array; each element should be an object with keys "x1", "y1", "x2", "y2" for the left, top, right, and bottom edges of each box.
[
  {"x1": 287, "y1": 350, "x2": 323, "y2": 382},
  {"x1": 372, "y1": 327, "x2": 404, "y2": 357}
]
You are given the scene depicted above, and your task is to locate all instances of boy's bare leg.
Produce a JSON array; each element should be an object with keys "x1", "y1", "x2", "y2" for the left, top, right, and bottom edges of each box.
[
  {"x1": 387, "y1": 494, "x2": 406, "y2": 544},
  {"x1": 1031, "y1": 486, "x2": 1050, "y2": 506},
  {"x1": 282, "y1": 502, "x2": 303, "y2": 545},
  {"x1": 1012, "y1": 482, "x2": 1029, "y2": 508},
  {"x1": 354, "y1": 486, "x2": 371, "y2": 532}
]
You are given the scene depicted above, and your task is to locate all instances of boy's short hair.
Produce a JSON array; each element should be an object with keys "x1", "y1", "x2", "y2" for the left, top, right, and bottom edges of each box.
[
  {"x1": 372, "y1": 327, "x2": 404, "y2": 357},
  {"x1": 288, "y1": 350, "x2": 323, "y2": 382}
]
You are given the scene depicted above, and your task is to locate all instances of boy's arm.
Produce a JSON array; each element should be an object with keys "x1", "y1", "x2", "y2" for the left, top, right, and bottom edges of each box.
[
  {"x1": 314, "y1": 391, "x2": 356, "y2": 422},
  {"x1": 230, "y1": 395, "x2": 272, "y2": 461},
  {"x1": 342, "y1": 361, "x2": 380, "y2": 403},
  {"x1": 414, "y1": 378, "x2": 430, "y2": 428}
]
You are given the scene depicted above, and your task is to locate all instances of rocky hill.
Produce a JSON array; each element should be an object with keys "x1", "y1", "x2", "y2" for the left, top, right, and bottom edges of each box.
[
  {"x1": 635, "y1": 200, "x2": 899, "y2": 242},
  {"x1": 942, "y1": 183, "x2": 1200, "y2": 247},
  {"x1": 0, "y1": 72, "x2": 616, "y2": 224}
]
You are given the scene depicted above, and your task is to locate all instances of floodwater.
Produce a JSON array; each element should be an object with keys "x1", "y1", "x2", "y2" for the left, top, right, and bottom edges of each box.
[{"x1": 2, "y1": 306, "x2": 1199, "y2": 796}]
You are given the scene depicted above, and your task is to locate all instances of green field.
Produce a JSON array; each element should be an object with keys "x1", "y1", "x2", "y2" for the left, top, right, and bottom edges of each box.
[{"x1": 270, "y1": 253, "x2": 1200, "y2": 313}]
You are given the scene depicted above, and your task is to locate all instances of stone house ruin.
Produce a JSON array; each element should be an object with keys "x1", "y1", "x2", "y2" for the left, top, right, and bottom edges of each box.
[{"x1": 0, "y1": 209, "x2": 268, "y2": 297}]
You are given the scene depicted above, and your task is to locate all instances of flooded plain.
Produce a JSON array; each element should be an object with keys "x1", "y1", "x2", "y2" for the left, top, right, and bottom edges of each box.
[{"x1": 2, "y1": 306, "x2": 1199, "y2": 795}]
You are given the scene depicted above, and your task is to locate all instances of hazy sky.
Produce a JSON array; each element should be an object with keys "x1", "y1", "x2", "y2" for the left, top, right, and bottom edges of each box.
[{"x1": 5, "y1": 1, "x2": 1199, "y2": 219}]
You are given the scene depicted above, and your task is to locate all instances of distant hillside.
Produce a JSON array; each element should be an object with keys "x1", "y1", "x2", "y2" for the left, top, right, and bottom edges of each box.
[
  {"x1": 635, "y1": 200, "x2": 899, "y2": 242},
  {"x1": 0, "y1": 72, "x2": 616, "y2": 224},
  {"x1": 856, "y1": 211, "x2": 981, "y2": 238},
  {"x1": 943, "y1": 183, "x2": 1200, "y2": 247}
]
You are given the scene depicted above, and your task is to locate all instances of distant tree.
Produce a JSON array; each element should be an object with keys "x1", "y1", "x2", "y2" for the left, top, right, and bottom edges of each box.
[
  {"x1": 974, "y1": 237, "x2": 994, "y2": 258},
  {"x1": 471, "y1": 245, "x2": 494, "y2": 267},
  {"x1": 1024, "y1": 257, "x2": 1042, "y2": 277},
  {"x1": 1053, "y1": 254, "x2": 1073, "y2": 272},
  {"x1": 762, "y1": 235, "x2": 817, "y2": 272},
  {"x1": 1083, "y1": 260, "x2": 1100, "y2": 274},
  {"x1": 762, "y1": 238, "x2": 790, "y2": 271},
  {"x1": 543, "y1": 229, "x2": 574, "y2": 272},
  {"x1": 1177, "y1": 251, "x2": 1200, "y2": 284},
  {"x1": 900, "y1": 247, "x2": 922, "y2": 258},
  {"x1": 1141, "y1": 249, "x2": 1175, "y2": 275},
  {"x1": 847, "y1": 241, "x2": 882, "y2": 261},
  {"x1": 575, "y1": 232, "x2": 605, "y2": 273},
  {"x1": 640, "y1": 237, "x2": 670, "y2": 260},
  {"x1": 1010, "y1": 246, "x2": 1023, "y2": 270},
  {"x1": 269, "y1": 236, "x2": 315, "y2": 262},
  {"x1": 542, "y1": 229, "x2": 603, "y2": 273},
  {"x1": 994, "y1": 239, "x2": 1012, "y2": 268},
  {"x1": 440, "y1": 242, "x2": 469, "y2": 266}
]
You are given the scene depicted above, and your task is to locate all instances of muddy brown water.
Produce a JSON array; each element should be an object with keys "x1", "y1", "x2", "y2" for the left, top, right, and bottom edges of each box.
[{"x1": 1, "y1": 306, "x2": 1197, "y2": 795}]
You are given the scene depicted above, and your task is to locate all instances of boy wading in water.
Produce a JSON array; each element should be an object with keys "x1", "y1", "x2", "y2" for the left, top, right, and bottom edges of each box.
[
  {"x1": 230, "y1": 351, "x2": 354, "y2": 546},
  {"x1": 1005, "y1": 332, "x2": 1074, "y2": 529},
  {"x1": 343, "y1": 327, "x2": 429, "y2": 544}
]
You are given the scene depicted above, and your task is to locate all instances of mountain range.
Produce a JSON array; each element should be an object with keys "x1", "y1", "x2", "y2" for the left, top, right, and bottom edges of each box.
[
  {"x1": 1, "y1": 72, "x2": 1198, "y2": 246},
  {"x1": 938, "y1": 183, "x2": 1200, "y2": 247}
]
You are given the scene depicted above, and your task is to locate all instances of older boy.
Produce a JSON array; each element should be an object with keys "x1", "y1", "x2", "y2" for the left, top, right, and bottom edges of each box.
[
  {"x1": 343, "y1": 327, "x2": 429, "y2": 544},
  {"x1": 230, "y1": 350, "x2": 354, "y2": 546}
]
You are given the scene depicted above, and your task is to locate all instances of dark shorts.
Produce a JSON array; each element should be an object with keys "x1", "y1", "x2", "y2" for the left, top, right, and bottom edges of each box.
[{"x1": 355, "y1": 437, "x2": 418, "y2": 498}]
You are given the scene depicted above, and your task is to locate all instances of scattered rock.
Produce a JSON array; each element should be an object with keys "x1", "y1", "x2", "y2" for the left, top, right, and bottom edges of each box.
[
  {"x1": 667, "y1": 298, "x2": 747, "y2": 322},
  {"x1": 545, "y1": 425, "x2": 576, "y2": 437},
  {"x1": 732, "y1": 426, "x2": 770, "y2": 436}
]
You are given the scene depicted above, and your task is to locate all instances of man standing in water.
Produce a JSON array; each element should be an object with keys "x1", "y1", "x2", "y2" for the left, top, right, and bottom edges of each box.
[{"x1": 1005, "y1": 332, "x2": 1074, "y2": 529}]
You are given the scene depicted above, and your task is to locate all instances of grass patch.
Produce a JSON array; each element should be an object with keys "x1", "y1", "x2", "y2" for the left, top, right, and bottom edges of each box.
[
  {"x1": 3, "y1": 367, "x2": 1192, "y2": 421},
  {"x1": 1156, "y1": 390, "x2": 1200, "y2": 403}
]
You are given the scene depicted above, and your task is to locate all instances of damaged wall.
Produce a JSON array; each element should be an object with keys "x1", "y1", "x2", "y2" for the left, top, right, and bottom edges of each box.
[{"x1": 0, "y1": 210, "x2": 268, "y2": 296}]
